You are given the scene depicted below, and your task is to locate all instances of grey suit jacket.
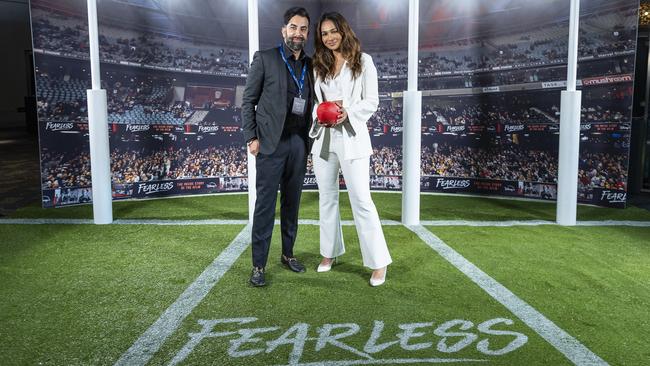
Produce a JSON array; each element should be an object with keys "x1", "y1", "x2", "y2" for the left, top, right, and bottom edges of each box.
[{"x1": 241, "y1": 47, "x2": 314, "y2": 155}]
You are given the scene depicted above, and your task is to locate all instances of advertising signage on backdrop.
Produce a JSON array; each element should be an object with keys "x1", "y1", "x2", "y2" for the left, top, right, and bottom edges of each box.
[
  {"x1": 30, "y1": 0, "x2": 637, "y2": 208},
  {"x1": 582, "y1": 74, "x2": 634, "y2": 86},
  {"x1": 41, "y1": 177, "x2": 249, "y2": 208},
  {"x1": 420, "y1": 176, "x2": 627, "y2": 209}
]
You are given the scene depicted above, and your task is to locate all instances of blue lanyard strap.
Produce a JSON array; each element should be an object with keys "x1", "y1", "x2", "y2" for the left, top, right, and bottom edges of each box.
[{"x1": 279, "y1": 44, "x2": 307, "y2": 97}]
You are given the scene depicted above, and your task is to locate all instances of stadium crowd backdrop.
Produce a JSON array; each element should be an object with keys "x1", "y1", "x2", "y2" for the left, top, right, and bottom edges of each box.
[{"x1": 30, "y1": 0, "x2": 638, "y2": 208}]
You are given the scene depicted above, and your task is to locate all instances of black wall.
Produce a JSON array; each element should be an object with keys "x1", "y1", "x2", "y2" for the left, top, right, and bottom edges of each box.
[{"x1": 0, "y1": 0, "x2": 33, "y2": 130}]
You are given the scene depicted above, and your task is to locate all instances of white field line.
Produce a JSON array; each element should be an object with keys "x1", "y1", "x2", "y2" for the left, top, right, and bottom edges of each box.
[
  {"x1": 407, "y1": 225, "x2": 608, "y2": 366},
  {"x1": 1, "y1": 218, "x2": 649, "y2": 227},
  {"x1": 113, "y1": 225, "x2": 251, "y2": 366}
]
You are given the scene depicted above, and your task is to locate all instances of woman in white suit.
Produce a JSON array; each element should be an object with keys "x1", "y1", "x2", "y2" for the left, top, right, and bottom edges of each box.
[{"x1": 310, "y1": 12, "x2": 392, "y2": 286}]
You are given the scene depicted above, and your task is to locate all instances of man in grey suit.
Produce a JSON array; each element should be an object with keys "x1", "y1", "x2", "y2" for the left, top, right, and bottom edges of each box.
[{"x1": 242, "y1": 7, "x2": 314, "y2": 286}]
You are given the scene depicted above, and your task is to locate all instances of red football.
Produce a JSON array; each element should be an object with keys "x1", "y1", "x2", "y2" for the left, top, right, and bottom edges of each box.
[{"x1": 317, "y1": 101, "x2": 339, "y2": 127}]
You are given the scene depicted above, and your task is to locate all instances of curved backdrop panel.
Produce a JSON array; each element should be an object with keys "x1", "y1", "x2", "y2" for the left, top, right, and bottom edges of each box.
[
  {"x1": 31, "y1": 0, "x2": 638, "y2": 208},
  {"x1": 31, "y1": 0, "x2": 249, "y2": 207},
  {"x1": 417, "y1": 0, "x2": 638, "y2": 208}
]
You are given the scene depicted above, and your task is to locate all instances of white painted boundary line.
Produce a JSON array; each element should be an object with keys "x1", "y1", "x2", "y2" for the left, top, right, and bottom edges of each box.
[
  {"x1": 284, "y1": 358, "x2": 487, "y2": 365},
  {"x1": 407, "y1": 225, "x2": 608, "y2": 366},
  {"x1": 420, "y1": 220, "x2": 556, "y2": 227},
  {"x1": 113, "y1": 224, "x2": 251, "y2": 366},
  {"x1": 115, "y1": 219, "x2": 250, "y2": 225},
  {"x1": 0, "y1": 218, "x2": 249, "y2": 225},
  {"x1": 0, "y1": 218, "x2": 96, "y2": 225},
  {"x1": 576, "y1": 220, "x2": 650, "y2": 227},
  {"x1": 2, "y1": 218, "x2": 649, "y2": 227}
]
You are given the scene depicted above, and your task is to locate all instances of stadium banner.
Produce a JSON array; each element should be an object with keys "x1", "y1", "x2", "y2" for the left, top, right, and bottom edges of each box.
[
  {"x1": 30, "y1": 0, "x2": 250, "y2": 207},
  {"x1": 302, "y1": 175, "x2": 402, "y2": 191},
  {"x1": 418, "y1": 0, "x2": 638, "y2": 208},
  {"x1": 116, "y1": 177, "x2": 248, "y2": 200},
  {"x1": 41, "y1": 176, "x2": 249, "y2": 208},
  {"x1": 421, "y1": 176, "x2": 626, "y2": 209}
]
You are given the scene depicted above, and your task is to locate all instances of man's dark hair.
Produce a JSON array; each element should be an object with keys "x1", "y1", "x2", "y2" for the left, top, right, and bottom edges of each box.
[{"x1": 283, "y1": 7, "x2": 310, "y2": 26}]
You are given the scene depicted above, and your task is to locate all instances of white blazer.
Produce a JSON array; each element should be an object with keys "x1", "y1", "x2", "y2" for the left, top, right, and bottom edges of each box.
[{"x1": 309, "y1": 53, "x2": 379, "y2": 160}]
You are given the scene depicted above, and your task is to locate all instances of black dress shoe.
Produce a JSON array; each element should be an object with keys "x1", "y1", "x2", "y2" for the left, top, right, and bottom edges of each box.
[
  {"x1": 281, "y1": 255, "x2": 306, "y2": 273},
  {"x1": 250, "y1": 267, "x2": 266, "y2": 287}
]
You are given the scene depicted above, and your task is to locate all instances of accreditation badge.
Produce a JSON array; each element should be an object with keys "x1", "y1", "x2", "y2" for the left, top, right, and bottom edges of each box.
[{"x1": 292, "y1": 97, "x2": 306, "y2": 116}]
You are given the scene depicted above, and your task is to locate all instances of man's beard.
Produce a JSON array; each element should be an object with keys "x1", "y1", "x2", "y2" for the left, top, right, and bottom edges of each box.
[{"x1": 285, "y1": 36, "x2": 305, "y2": 52}]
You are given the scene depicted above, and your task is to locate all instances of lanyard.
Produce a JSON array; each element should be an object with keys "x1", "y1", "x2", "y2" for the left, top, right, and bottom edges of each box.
[{"x1": 279, "y1": 44, "x2": 307, "y2": 98}]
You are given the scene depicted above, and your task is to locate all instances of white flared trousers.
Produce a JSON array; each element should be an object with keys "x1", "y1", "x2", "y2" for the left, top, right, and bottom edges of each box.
[{"x1": 313, "y1": 129, "x2": 392, "y2": 269}]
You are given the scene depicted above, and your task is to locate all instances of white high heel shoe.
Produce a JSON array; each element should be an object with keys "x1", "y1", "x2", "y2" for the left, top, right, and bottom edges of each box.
[
  {"x1": 369, "y1": 267, "x2": 387, "y2": 287},
  {"x1": 317, "y1": 258, "x2": 336, "y2": 272}
]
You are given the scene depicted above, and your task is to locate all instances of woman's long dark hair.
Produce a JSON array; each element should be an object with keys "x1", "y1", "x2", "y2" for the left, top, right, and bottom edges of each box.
[{"x1": 313, "y1": 12, "x2": 363, "y2": 81}]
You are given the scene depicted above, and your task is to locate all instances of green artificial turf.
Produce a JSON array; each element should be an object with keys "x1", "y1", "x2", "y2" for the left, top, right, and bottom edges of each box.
[
  {"x1": 430, "y1": 225, "x2": 650, "y2": 366},
  {"x1": 0, "y1": 224, "x2": 244, "y2": 365},
  {"x1": 8, "y1": 194, "x2": 251, "y2": 220},
  {"x1": 9, "y1": 192, "x2": 650, "y2": 222},
  {"x1": 148, "y1": 226, "x2": 570, "y2": 365},
  {"x1": 2, "y1": 193, "x2": 649, "y2": 365},
  {"x1": 419, "y1": 195, "x2": 650, "y2": 222}
]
